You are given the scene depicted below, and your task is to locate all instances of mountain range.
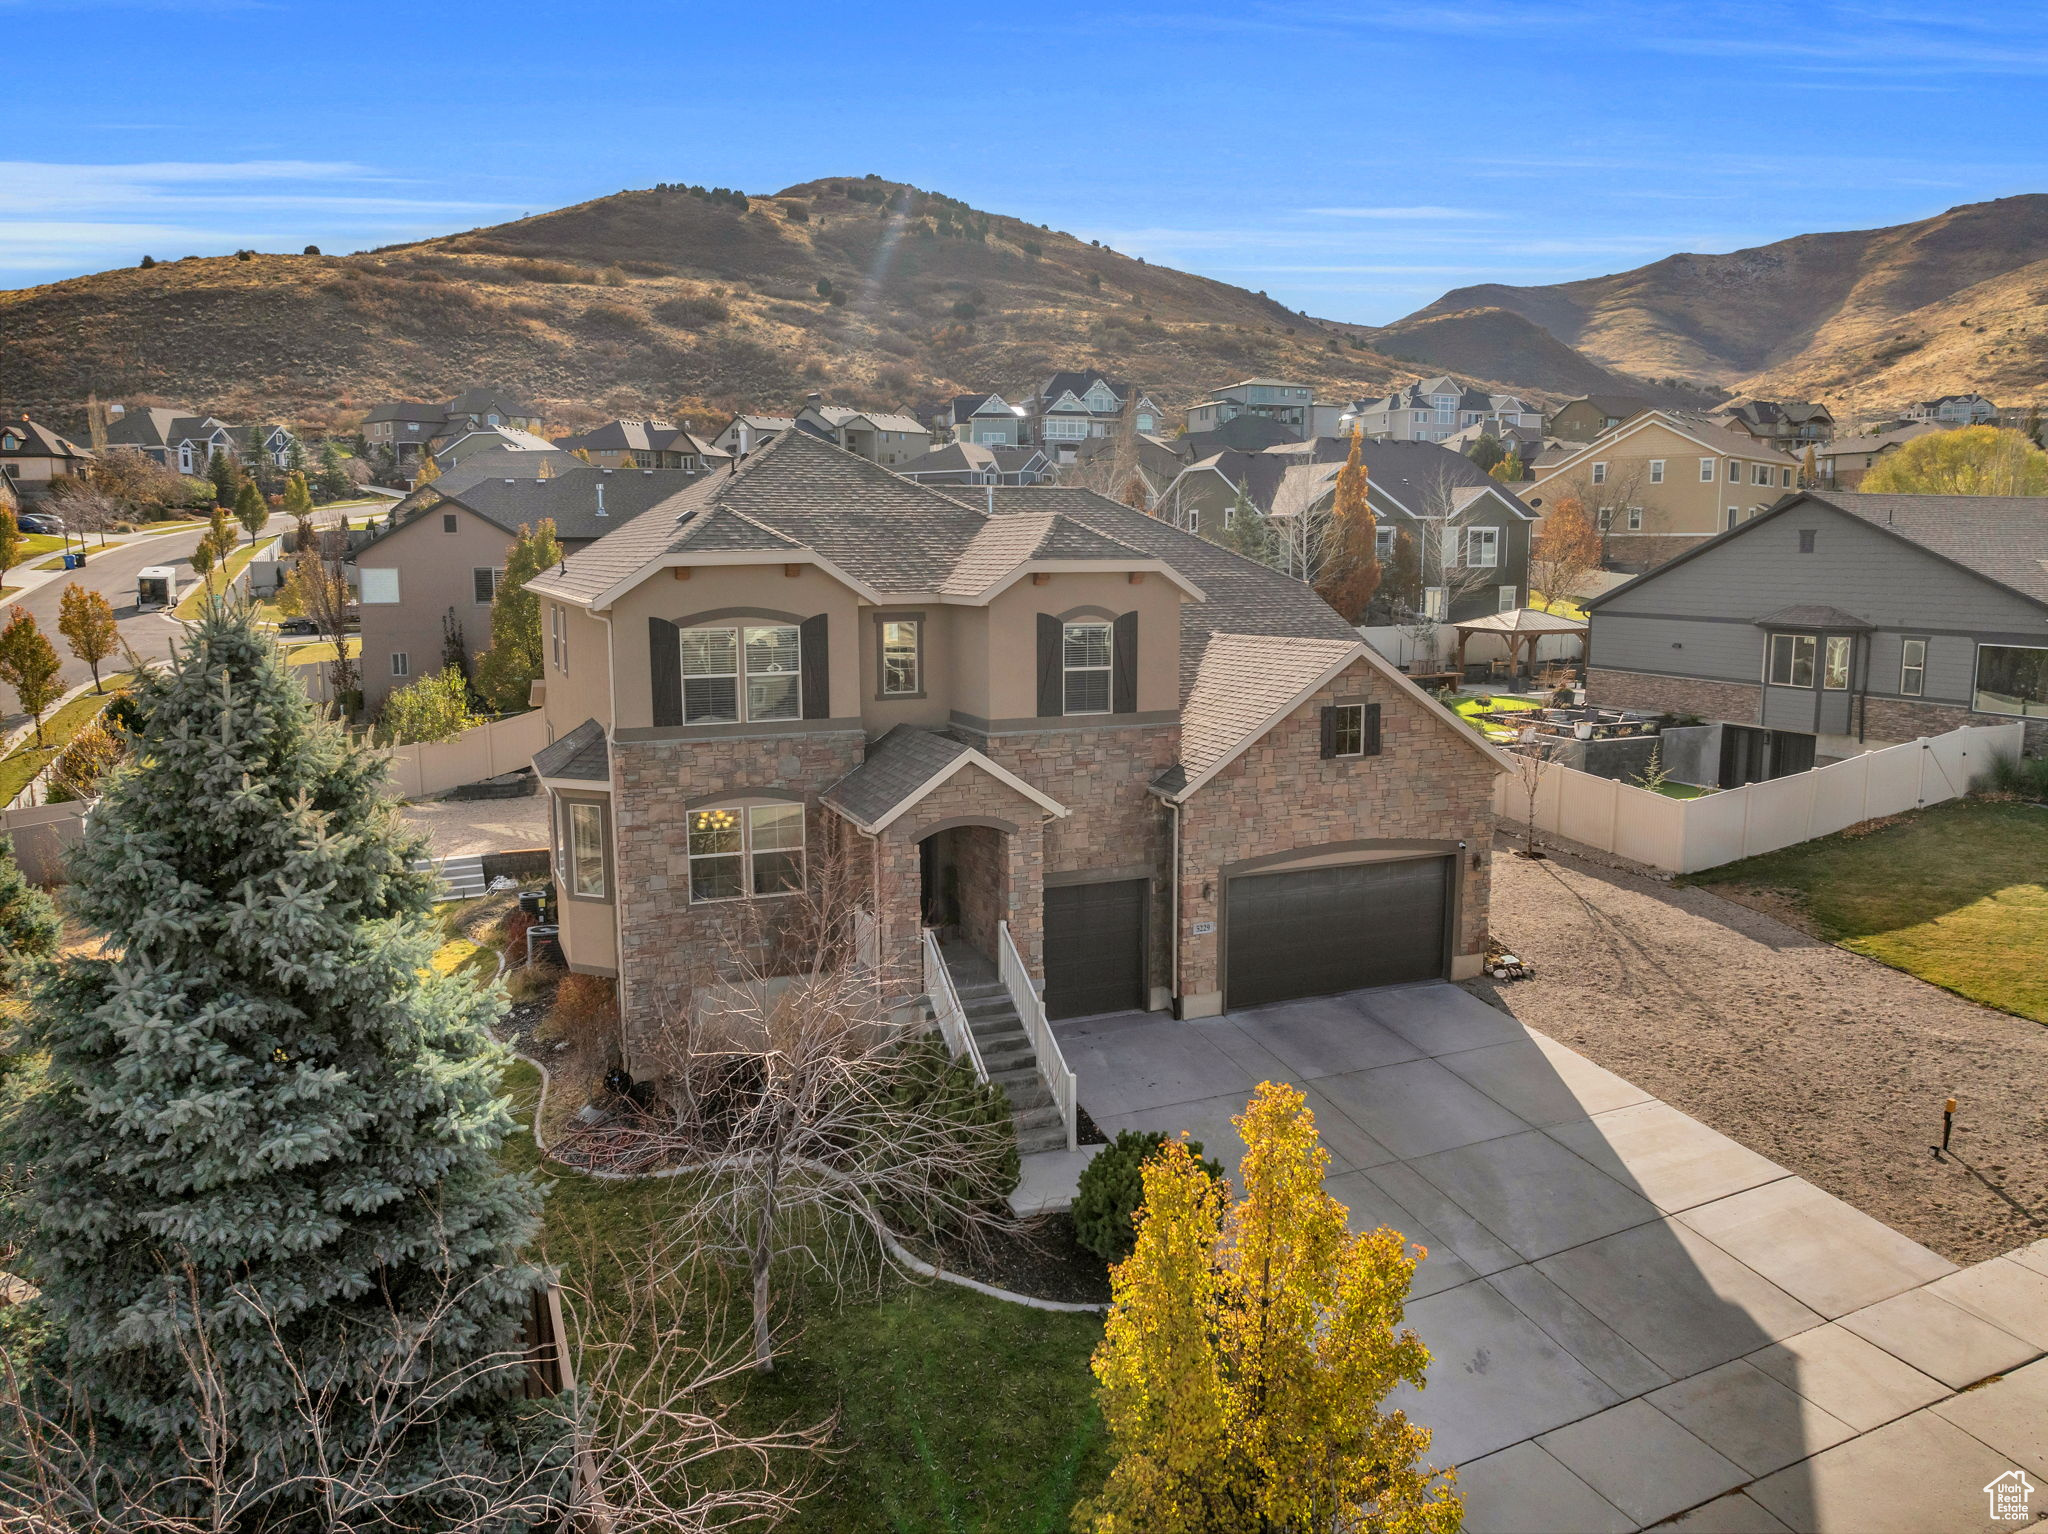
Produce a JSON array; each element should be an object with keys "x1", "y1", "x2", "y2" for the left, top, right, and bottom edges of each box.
[{"x1": 1, "y1": 182, "x2": 2040, "y2": 437}]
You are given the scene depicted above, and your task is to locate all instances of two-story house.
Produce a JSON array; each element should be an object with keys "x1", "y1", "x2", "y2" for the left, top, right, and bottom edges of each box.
[
  {"x1": 1584, "y1": 491, "x2": 2048, "y2": 781},
  {"x1": 1525, "y1": 410, "x2": 1802, "y2": 570},
  {"x1": 363, "y1": 388, "x2": 541, "y2": 470},
  {"x1": 1813, "y1": 425, "x2": 1940, "y2": 489},
  {"x1": 942, "y1": 394, "x2": 1028, "y2": 445},
  {"x1": 1184, "y1": 379, "x2": 1344, "y2": 443},
  {"x1": 104, "y1": 406, "x2": 241, "y2": 476},
  {"x1": 524, "y1": 429, "x2": 1503, "y2": 1078},
  {"x1": 1903, "y1": 394, "x2": 1997, "y2": 426},
  {"x1": 1546, "y1": 396, "x2": 1652, "y2": 442},
  {"x1": 551, "y1": 419, "x2": 730, "y2": 471},
  {"x1": 793, "y1": 395, "x2": 932, "y2": 467},
  {"x1": 351, "y1": 466, "x2": 707, "y2": 710},
  {"x1": 1345, "y1": 378, "x2": 1543, "y2": 445},
  {"x1": 1027, "y1": 373, "x2": 1161, "y2": 460},
  {"x1": 0, "y1": 416, "x2": 92, "y2": 505},
  {"x1": 1716, "y1": 399, "x2": 1835, "y2": 452},
  {"x1": 710, "y1": 414, "x2": 797, "y2": 457},
  {"x1": 894, "y1": 442, "x2": 1055, "y2": 487}
]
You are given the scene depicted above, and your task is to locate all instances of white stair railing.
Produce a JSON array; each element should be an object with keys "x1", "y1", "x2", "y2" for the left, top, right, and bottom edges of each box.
[
  {"x1": 922, "y1": 928, "x2": 986, "y2": 1081},
  {"x1": 997, "y1": 920, "x2": 1078, "y2": 1152}
]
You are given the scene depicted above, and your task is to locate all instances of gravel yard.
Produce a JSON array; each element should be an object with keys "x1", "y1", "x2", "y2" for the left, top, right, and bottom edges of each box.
[{"x1": 1475, "y1": 847, "x2": 2048, "y2": 1265}]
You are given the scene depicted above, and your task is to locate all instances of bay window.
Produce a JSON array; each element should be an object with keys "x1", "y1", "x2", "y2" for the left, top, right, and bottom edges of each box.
[
  {"x1": 1767, "y1": 633, "x2": 1816, "y2": 688},
  {"x1": 566, "y1": 800, "x2": 608, "y2": 899}
]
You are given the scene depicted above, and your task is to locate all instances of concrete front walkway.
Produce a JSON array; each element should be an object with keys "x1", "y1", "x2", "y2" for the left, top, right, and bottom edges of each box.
[{"x1": 1055, "y1": 984, "x2": 2048, "y2": 1533}]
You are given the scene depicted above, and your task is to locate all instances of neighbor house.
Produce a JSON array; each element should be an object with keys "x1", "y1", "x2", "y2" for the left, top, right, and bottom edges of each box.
[
  {"x1": 363, "y1": 388, "x2": 541, "y2": 470},
  {"x1": 1027, "y1": 373, "x2": 1161, "y2": 459},
  {"x1": 351, "y1": 465, "x2": 707, "y2": 710},
  {"x1": 551, "y1": 419, "x2": 730, "y2": 470},
  {"x1": 942, "y1": 393, "x2": 1028, "y2": 445},
  {"x1": 709, "y1": 414, "x2": 796, "y2": 457},
  {"x1": 793, "y1": 395, "x2": 932, "y2": 467},
  {"x1": 893, "y1": 442, "x2": 1054, "y2": 487},
  {"x1": 1715, "y1": 399, "x2": 1834, "y2": 452},
  {"x1": 1345, "y1": 378, "x2": 1543, "y2": 444},
  {"x1": 0, "y1": 416, "x2": 92, "y2": 505},
  {"x1": 1902, "y1": 393, "x2": 1997, "y2": 425},
  {"x1": 523, "y1": 429, "x2": 1504, "y2": 1078},
  {"x1": 104, "y1": 406, "x2": 242, "y2": 476},
  {"x1": 1184, "y1": 379, "x2": 1344, "y2": 443},
  {"x1": 1813, "y1": 424, "x2": 1941, "y2": 490},
  {"x1": 1524, "y1": 410, "x2": 1801, "y2": 570},
  {"x1": 1546, "y1": 396, "x2": 1652, "y2": 442},
  {"x1": 1583, "y1": 490, "x2": 2048, "y2": 782},
  {"x1": 427, "y1": 426, "x2": 558, "y2": 472}
]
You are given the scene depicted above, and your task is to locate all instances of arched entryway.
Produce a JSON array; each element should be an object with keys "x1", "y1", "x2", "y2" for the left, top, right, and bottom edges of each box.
[{"x1": 918, "y1": 818, "x2": 1013, "y2": 964}]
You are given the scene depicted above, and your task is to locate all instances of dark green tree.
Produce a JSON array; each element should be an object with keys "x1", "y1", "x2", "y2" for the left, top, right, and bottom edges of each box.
[
  {"x1": 476, "y1": 519, "x2": 564, "y2": 712},
  {"x1": 206, "y1": 446, "x2": 238, "y2": 507},
  {"x1": 1467, "y1": 433, "x2": 1504, "y2": 472},
  {"x1": 0, "y1": 604, "x2": 547, "y2": 1522},
  {"x1": 315, "y1": 438, "x2": 353, "y2": 502},
  {"x1": 0, "y1": 834, "x2": 58, "y2": 988},
  {"x1": 233, "y1": 474, "x2": 270, "y2": 545}
]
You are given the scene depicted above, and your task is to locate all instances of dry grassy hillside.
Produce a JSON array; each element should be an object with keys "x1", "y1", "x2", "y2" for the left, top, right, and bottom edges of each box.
[
  {"x1": 1404, "y1": 195, "x2": 2048, "y2": 409},
  {"x1": 1364, "y1": 306, "x2": 1703, "y2": 401},
  {"x1": 0, "y1": 177, "x2": 1573, "y2": 436}
]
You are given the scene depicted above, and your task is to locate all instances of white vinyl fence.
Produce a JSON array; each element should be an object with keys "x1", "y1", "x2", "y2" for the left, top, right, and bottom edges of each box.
[
  {"x1": 1494, "y1": 722, "x2": 2023, "y2": 874},
  {"x1": 379, "y1": 711, "x2": 547, "y2": 801}
]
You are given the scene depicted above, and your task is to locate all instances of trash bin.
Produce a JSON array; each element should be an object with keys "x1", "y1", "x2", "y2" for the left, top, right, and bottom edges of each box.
[{"x1": 61, "y1": 553, "x2": 79, "y2": 570}]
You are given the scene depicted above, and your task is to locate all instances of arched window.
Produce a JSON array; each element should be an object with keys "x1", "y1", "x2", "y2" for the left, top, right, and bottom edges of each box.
[{"x1": 687, "y1": 800, "x2": 805, "y2": 902}]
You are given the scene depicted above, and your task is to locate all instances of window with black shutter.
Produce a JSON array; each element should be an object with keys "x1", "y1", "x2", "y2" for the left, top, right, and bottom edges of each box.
[
  {"x1": 1112, "y1": 611, "x2": 1138, "y2": 713},
  {"x1": 1320, "y1": 703, "x2": 1378, "y2": 759}
]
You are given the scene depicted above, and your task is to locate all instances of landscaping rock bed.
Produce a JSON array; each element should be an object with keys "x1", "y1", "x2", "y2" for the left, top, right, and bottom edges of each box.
[{"x1": 920, "y1": 1212, "x2": 1112, "y2": 1307}]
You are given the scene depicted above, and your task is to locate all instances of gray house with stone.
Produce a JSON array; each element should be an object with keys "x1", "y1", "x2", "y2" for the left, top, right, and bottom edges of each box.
[
  {"x1": 523, "y1": 429, "x2": 1505, "y2": 1128},
  {"x1": 1585, "y1": 490, "x2": 2048, "y2": 783}
]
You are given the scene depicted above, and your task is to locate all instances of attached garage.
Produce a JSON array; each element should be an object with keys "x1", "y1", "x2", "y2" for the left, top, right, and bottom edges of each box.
[
  {"x1": 1223, "y1": 856, "x2": 1450, "y2": 1010},
  {"x1": 1043, "y1": 879, "x2": 1148, "y2": 1020}
]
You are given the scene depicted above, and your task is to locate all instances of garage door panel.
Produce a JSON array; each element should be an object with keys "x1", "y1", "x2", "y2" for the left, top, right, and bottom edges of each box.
[
  {"x1": 1045, "y1": 879, "x2": 1147, "y2": 1020},
  {"x1": 1226, "y1": 858, "x2": 1448, "y2": 1010}
]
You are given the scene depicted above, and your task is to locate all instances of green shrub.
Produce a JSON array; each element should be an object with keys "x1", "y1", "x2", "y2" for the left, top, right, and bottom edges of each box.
[
  {"x1": 652, "y1": 294, "x2": 730, "y2": 329},
  {"x1": 1979, "y1": 751, "x2": 2048, "y2": 801},
  {"x1": 880, "y1": 1034, "x2": 1019, "y2": 1233},
  {"x1": 1074, "y1": 1129, "x2": 1222, "y2": 1264}
]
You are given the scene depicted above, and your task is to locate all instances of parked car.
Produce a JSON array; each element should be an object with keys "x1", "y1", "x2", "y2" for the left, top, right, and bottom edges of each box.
[
  {"x1": 276, "y1": 617, "x2": 319, "y2": 636},
  {"x1": 16, "y1": 513, "x2": 63, "y2": 536}
]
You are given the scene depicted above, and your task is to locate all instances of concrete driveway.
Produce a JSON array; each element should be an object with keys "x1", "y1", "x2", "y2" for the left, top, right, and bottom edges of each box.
[{"x1": 1056, "y1": 984, "x2": 2048, "y2": 1532}]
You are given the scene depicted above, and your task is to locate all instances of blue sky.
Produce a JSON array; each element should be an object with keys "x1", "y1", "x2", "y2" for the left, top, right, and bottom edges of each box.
[{"x1": 5, "y1": 0, "x2": 2046, "y2": 322}]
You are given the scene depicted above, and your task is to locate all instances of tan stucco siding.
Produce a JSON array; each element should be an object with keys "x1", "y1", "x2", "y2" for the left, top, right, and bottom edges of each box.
[{"x1": 355, "y1": 505, "x2": 518, "y2": 709}]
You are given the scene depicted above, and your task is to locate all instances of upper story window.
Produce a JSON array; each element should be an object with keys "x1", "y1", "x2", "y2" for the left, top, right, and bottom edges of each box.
[
  {"x1": 1590, "y1": 462, "x2": 1607, "y2": 485},
  {"x1": 1753, "y1": 463, "x2": 1774, "y2": 486},
  {"x1": 682, "y1": 624, "x2": 800, "y2": 724},
  {"x1": 1767, "y1": 632, "x2": 1816, "y2": 688},
  {"x1": 0, "y1": 433, "x2": 17, "y2": 452},
  {"x1": 1823, "y1": 635, "x2": 1852, "y2": 690},
  {"x1": 1063, "y1": 621, "x2": 1113, "y2": 715},
  {"x1": 1648, "y1": 459, "x2": 1665, "y2": 484},
  {"x1": 1727, "y1": 460, "x2": 1741, "y2": 482},
  {"x1": 1375, "y1": 525, "x2": 1396, "y2": 559},
  {"x1": 1900, "y1": 638, "x2": 1926, "y2": 697},
  {"x1": 1465, "y1": 528, "x2": 1499, "y2": 568},
  {"x1": 1700, "y1": 457, "x2": 1716, "y2": 482},
  {"x1": 549, "y1": 605, "x2": 568, "y2": 671},
  {"x1": 1043, "y1": 418, "x2": 1088, "y2": 440},
  {"x1": 1320, "y1": 702, "x2": 1380, "y2": 758},
  {"x1": 879, "y1": 619, "x2": 921, "y2": 696},
  {"x1": 472, "y1": 567, "x2": 504, "y2": 604},
  {"x1": 688, "y1": 802, "x2": 805, "y2": 901}
]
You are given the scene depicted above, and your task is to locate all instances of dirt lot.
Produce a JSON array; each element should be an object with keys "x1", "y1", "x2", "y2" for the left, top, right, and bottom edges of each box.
[{"x1": 1475, "y1": 847, "x2": 2048, "y2": 1265}]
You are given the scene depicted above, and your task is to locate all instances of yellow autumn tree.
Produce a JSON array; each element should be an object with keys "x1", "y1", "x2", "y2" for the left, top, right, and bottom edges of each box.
[
  {"x1": 1801, "y1": 443, "x2": 1819, "y2": 488},
  {"x1": 415, "y1": 453, "x2": 441, "y2": 484},
  {"x1": 1078, "y1": 1082, "x2": 1460, "y2": 1534},
  {"x1": 1860, "y1": 425, "x2": 2048, "y2": 495},
  {"x1": 1313, "y1": 430, "x2": 1382, "y2": 622}
]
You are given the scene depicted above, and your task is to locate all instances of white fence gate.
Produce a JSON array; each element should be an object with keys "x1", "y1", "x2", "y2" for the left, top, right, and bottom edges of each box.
[
  {"x1": 1494, "y1": 722, "x2": 2022, "y2": 874},
  {"x1": 379, "y1": 711, "x2": 547, "y2": 800}
]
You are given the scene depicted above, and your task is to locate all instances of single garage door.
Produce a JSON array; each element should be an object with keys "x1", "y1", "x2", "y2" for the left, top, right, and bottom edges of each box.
[
  {"x1": 1225, "y1": 857, "x2": 1449, "y2": 1010},
  {"x1": 1044, "y1": 879, "x2": 1148, "y2": 1020}
]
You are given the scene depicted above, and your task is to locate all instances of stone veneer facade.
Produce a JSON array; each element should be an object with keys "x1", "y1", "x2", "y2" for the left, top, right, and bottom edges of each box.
[{"x1": 1175, "y1": 658, "x2": 1496, "y2": 1010}]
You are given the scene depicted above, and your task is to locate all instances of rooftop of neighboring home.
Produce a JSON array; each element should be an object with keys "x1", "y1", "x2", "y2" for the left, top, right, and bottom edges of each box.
[
  {"x1": 1358, "y1": 375, "x2": 1532, "y2": 414},
  {"x1": 361, "y1": 465, "x2": 707, "y2": 554},
  {"x1": 1551, "y1": 394, "x2": 1652, "y2": 422},
  {"x1": 364, "y1": 401, "x2": 450, "y2": 426},
  {"x1": 1817, "y1": 423, "x2": 1943, "y2": 456},
  {"x1": 796, "y1": 396, "x2": 929, "y2": 436},
  {"x1": 893, "y1": 441, "x2": 1049, "y2": 479},
  {"x1": 433, "y1": 426, "x2": 556, "y2": 454},
  {"x1": 104, "y1": 405, "x2": 232, "y2": 448},
  {"x1": 550, "y1": 418, "x2": 729, "y2": 460},
  {"x1": 1718, "y1": 398, "x2": 1833, "y2": 429},
  {"x1": 949, "y1": 392, "x2": 1023, "y2": 421},
  {"x1": 1035, "y1": 371, "x2": 1132, "y2": 406},
  {"x1": 1178, "y1": 416, "x2": 1302, "y2": 457},
  {"x1": 0, "y1": 417, "x2": 91, "y2": 459},
  {"x1": 726, "y1": 413, "x2": 797, "y2": 432},
  {"x1": 446, "y1": 386, "x2": 538, "y2": 419},
  {"x1": 1541, "y1": 408, "x2": 1803, "y2": 468}
]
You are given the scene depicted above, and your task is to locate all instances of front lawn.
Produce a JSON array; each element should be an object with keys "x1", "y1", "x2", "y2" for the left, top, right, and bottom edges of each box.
[
  {"x1": 0, "y1": 684, "x2": 127, "y2": 807},
  {"x1": 498, "y1": 1061, "x2": 1108, "y2": 1530},
  {"x1": 1452, "y1": 694, "x2": 1543, "y2": 741},
  {"x1": 1686, "y1": 797, "x2": 2048, "y2": 1022},
  {"x1": 1651, "y1": 780, "x2": 1715, "y2": 800},
  {"x1": 283, "y1": 638, "x2": 360, "y2": 666},
  {"x1": 174, "y1": 536, "x2": 278, "y2": 620}
]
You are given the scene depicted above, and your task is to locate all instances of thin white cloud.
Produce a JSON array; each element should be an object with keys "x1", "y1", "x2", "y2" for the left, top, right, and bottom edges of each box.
[
  {"x1": 0, "y1": 160, "x2": 513, "y2": 217},
  {"x1": 1299, "y1": 206, "x2": 1499, "y2": 220}
]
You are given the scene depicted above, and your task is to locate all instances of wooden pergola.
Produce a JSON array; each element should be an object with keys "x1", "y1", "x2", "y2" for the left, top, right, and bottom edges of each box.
[{"x1": 1451, "y1": 607, "x2": 1589, "y2": 680}]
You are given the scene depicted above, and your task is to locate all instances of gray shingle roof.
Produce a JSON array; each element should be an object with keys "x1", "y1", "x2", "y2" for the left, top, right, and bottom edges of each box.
[
  {"x1": 1817, "y1": 492, "x2": 2048, "y2": 607},
  {"x1": 358, "y1": 466, "x2": 707, "y2": 560},
  {"x1": 1179, "y1": 633, "x2": 1359, "y2": 785},
  {"x1": 820, "y1": 726, "x2": 969, "y2": 828},
  {"x1": 1751, "y1": 603, "x2": 1873, "y2": 630},
  {"x1": 533, "y1": 717, "x2": 609, "y2": 781}
]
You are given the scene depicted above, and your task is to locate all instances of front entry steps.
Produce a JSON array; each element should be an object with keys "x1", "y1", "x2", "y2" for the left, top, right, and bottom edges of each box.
[{"x1": 939, "y1": 938, "x2": 1067, "y2": 1157}]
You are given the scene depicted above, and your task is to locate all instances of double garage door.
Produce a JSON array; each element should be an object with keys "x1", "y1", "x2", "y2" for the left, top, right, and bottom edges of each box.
[
  {"x1": 1042, "y1": 857, "x2": 1451, "y2": 1019},
  {"x1": 1224, "y1": 856, "x2": 1450, "y2": 1011}
]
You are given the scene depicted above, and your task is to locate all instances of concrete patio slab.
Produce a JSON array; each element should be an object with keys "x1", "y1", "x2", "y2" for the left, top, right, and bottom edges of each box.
[
  {"x1": 1358, "y1": 981, "x2": 1532, "y2": 1055},
  {"x1": 2008, "y1": 1238, "x2": 2048, "y2": 1279},
  {"x1": 1661, "y1": 1492, "x2": 1795, "y2": 1532},
  {"x1": 1436, "y1": 1034, "x2": 1652, "y2": 1128},
  {"x1": 1929, "y1": 1356, "x2": 2048, "y2": 1478},
  {"x1": 1105, "y1": 1081, "x2": 1396, "y2": 1178},
  {"x1": 1747, "y1": 1409, "x2": 2018, "y2": 1533},
  {"x1": 1056, "y1": 1015, "x2": 1268, "y2": 1117},
  {"x1": 1678, "y1": 1177, "x2": 1956, "y2": 1319},
  {"x1": 1925, "y1": 1255, "x2": 2048, "y2": 1349},
  {"x1": 1008, "y1": 1145, "x2": 1102, "y2": 1217},
  {"x1": 1323, "y1": 1170, "x2": 1477, "y2": 1299},
  {"x1": 1226, "y1": 995, "x2": 1424, "y2": 1078},
  {"x1": 1364, "y1": 1160, "x2": 1524, "y2": 1276},
  {"x1": 1310, "y1": 1056, "x2": 1526, "y2": 1159},
  {"x1": 1454, "y1": 1440, "x2": 1631, "y2": 1534},
  {"x1": 1547, "y1": 1099, "x2": 1789, "y2": 1215},
  {"x1": 1744, "y1": 1323, "x2": 1950, "y2": 1432},
  {"x1": 1484, "y1": 1262, "x2": 1672, "y2": 1397},
  {"x1": 1388, "y1": 1278, "x2": 1621, "y2": 1465},
  {"x1": 1536, "y1": 1218, "x2": 1824, "y2": 1379},
  {"x1": 1646, "y1": 1358, "x2": 1858, "y2": 1476},
  {"x1": 1837, "y1": 1285, "x2": 2040, "y2": 1389},
  {"x1": 1406, "y1": 1129, "x2": 1659, "y2": 1261},
  {"x1": 1536, "y1": 1398, "x2": 1746, "y2": 1529}
]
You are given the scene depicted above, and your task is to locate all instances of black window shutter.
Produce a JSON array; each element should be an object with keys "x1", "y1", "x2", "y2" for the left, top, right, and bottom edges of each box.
[
  {"x1": 1036, "y1": 613, "x2": 1062, "y2": 717},
  {"x1": 799, "y1": 614, "x2": 829, "y2": 718},
  {"x1": 1112, "y1": 610, "x2": 1139, "y2": 714},
  {"x1": 649, "y1": 617, "x2": 682, "y2": 726},
  {"x1": 1365, "y1": 703, "x2": 1382, "y2": 756},
  {"x1": 1319, "y1": 706, "x2": 1337, "y2": 759}
]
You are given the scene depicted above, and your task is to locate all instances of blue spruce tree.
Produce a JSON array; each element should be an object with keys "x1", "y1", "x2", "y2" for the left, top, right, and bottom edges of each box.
[{"x1": 2, "y1": 604, "x2": 548, "y2": 1522}]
